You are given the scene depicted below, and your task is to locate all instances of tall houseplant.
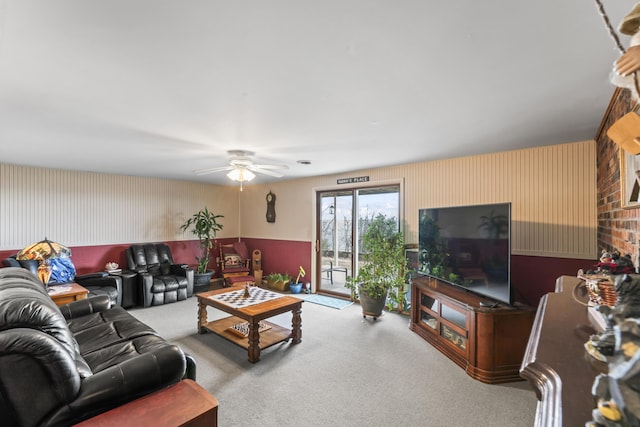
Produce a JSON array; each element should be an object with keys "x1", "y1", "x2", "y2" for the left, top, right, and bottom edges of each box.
[
  {"x1": 180, "y1": 207, "x2": 224, "y2": 286},
  {"x1": 346, "y1": 214, "x2": 405, "y2": 320}
]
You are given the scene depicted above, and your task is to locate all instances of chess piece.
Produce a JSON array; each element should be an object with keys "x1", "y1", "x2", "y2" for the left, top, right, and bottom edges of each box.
[{"x1": 244, "y1": 283, "x2": 251, "y2": 298}]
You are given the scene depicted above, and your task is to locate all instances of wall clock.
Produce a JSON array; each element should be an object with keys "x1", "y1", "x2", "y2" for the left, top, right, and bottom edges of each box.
[{"x1": 266, "y1": 191, "x2": 276, "y2": 223}]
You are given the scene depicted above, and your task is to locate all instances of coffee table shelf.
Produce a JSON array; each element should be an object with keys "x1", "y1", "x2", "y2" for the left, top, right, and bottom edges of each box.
[{"x1": 200, "y1": 316, "x2": 292, "y2": 350}]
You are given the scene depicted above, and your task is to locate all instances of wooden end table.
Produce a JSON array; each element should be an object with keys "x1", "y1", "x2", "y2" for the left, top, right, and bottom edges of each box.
[
  {"x1": 74, "y1": 379, "x2": 218, "y2": 427},
  {"x1": 197, "y1": 286, "x2": 303, "y2": 363},
  {"x1": 48, "y1": 283, "x2": 88, "y2": 306}
]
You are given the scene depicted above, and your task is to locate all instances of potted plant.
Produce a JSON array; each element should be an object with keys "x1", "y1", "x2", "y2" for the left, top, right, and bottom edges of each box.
[
  {"x1": 179, "y1": 207, "x2": 224, "y2": 288},
  {"x1": 346, "y1": 214, "x2": 405, "y2": 320},
  {"x1": 270, "y1": 273, "x2": 292, "y2": 291},
  {"x1": 289, "y1": 266, "x2": 306, "y2": 294},
  {"x1": 266, "y1": 272, "x2": 291, "y2": 292}
]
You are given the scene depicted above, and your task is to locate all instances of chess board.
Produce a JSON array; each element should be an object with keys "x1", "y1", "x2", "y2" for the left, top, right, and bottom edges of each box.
[
  {"x1": 209, "y1": 288, "x2": 282, "y2": 309},
  {"x1": 227, "y1": 321, "x2": 272, "y2": 338}
]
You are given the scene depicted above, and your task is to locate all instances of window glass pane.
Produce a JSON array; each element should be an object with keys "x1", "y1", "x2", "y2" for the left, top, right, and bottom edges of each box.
[{"x1": 441, "y1": 304, "x2": 466, "y2": 329}]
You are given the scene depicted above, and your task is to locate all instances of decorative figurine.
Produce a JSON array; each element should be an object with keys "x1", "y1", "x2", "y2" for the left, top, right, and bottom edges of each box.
[{"x1": 586, "y1": 274, "x2": 640, "y2": 426}]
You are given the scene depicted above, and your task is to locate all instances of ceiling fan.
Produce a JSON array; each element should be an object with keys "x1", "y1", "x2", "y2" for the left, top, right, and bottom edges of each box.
[{"x1": 194, "y1": 150, "x2": 288, "y2": 187}]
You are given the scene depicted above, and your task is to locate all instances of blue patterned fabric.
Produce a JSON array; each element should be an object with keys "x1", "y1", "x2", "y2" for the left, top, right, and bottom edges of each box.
[{"x1": 48, "y1": 256, "x2": 76, "y2": 284}]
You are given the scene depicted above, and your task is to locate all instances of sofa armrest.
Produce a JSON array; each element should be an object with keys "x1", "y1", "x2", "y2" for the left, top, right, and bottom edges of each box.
[
  {"x1": 76, "y1": 272, "x2": 108, "y2": 281},
  {"x1": 171, "y1": 265, "x2": 195, "y2": 297},
  {"x1": 75, "y1": 274, "x2": 123, "y2": 306},
  {"x1": 169, "y1": 264, "x2": 191, "y2": 275},
  {"x1": 49, "y1": 345, "x2": 187, "y2": 425},
  {"x1": 0, "y1": 329, "x2": 82, "y2": 426},
  {"x1": 184, "y1": 353, "x2": 197, "y2": 381},
  {"x1": 58, "y1": 295, "x2": 111, "y2": 320}
]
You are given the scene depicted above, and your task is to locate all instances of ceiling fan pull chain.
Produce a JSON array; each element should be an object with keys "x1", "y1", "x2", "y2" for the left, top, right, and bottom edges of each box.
[{"x1": 593, "y1": 0, "x2": 626, "y2": 54}]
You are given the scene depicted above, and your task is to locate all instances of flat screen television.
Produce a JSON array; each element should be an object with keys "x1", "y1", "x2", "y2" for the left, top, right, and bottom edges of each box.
[{"x1": 418, "y1": 202, "x2": 512, "y2": 305}]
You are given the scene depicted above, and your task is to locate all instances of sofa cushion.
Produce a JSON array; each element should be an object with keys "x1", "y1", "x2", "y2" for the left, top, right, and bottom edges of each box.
[
  {"x1": 224, "y1": 253, "x2": 243, "y2": 267},
  {"x1": 72, "y1": 319, "x2": 158, "y2": 355},
  {"x1": 65, "y1": 305, "x2": 136, "y2": 334},
  {"x1": 81, "y1": 334, "x2": 179, "y2": 373}
]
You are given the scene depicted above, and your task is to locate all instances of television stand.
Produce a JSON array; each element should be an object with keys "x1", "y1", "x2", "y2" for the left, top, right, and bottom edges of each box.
[{"x1": 409, "y1": 275, "x2": 535, "y2": 384}]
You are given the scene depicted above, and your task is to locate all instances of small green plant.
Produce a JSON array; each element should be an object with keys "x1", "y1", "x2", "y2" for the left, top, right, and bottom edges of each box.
[
  {"x1": 179, "y1": 207, "x2": 224, "y2": 274},
  {"x1": 267, "y1": 273, "x2": 291, "y2": 283}
]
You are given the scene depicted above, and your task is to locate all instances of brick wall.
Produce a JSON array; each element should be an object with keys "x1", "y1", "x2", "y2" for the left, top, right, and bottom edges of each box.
[{"x1": 597, "y1": 87, "x2": 640, "y2": 262}]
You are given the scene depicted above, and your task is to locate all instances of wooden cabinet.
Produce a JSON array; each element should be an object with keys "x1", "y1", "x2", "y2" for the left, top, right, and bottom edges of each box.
[
  {"x1": 520, "y1": 275, "x2": 605, "y2": 427},
  {"x1": 74, "y1": 379, "x2": 218, "y2": 427},
  {"x1": 410, "y1": 275, "x2": 535, "y2": 384}
]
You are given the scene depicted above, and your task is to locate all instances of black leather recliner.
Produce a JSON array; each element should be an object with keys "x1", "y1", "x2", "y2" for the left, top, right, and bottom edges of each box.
[
  {"x1": 125, "y1": 243, "x2": 194, "y2": 307},
  {"x1": 0, "y1": 267, "x2": 194, "y2": 426},
  {"x1": 1, "y1": 255, "x2": 123, "y2": 307}
]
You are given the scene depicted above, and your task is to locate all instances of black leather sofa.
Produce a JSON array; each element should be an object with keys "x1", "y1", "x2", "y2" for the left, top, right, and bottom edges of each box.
[
  {"x1": 125, "y1": 243, "x2": 194, "y2": 307},
  {"x1": 0, "y1": 267, "x2": 196, "y2": 426},
  {"x1": 1, "y1": 255, "x2": 123, "y2": 307}
]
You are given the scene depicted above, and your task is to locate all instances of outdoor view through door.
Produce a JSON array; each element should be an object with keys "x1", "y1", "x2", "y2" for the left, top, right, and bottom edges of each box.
[{"x1": 317, "y1": 185, "x2": 400, "y2": 298}]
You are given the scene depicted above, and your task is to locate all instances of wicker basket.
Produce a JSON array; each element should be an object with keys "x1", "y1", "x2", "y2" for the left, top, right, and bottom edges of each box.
[{"x1": 583, "y1": 275, "x2": 617, "y2": 307}]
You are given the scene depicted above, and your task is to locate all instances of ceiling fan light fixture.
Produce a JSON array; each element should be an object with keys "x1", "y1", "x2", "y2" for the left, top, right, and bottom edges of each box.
[{"x1": 227, "y1": 167, "x2": 255, "y2": 182}]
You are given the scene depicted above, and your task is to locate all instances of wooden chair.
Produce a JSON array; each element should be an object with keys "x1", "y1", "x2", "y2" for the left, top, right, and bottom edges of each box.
[{"x1": 219, "y1": 242, "x2": 251, "y2": 286}]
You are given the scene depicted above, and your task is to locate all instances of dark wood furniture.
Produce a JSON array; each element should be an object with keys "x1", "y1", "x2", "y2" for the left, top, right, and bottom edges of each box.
[
  {"x1": 48, "y1": 282, "x2": 88, "y2": 306},
  {"x1": 197, "y1": 286, "x2": 303, "y2": 363},
  {"x1": 520, "y1": 275, "x2": 604, "y2": 427},
  {"x1": 219, "y1": 242, "x2": 251, "y2": 285},
  {"x1": 410, "y1": 275, "x2": 535, "y2": 384},
  {"x1": 74, "y1": 379, "x2": 218, "y2": 427}
]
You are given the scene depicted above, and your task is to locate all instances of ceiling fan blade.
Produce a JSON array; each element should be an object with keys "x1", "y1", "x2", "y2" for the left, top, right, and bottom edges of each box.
[
  {"x1": 252, "y1": 164, "x2": 289, "y2": 170},
  {"x1": 193, "y1": 165, "x2": 233, "y2": 175},
  {"x1": 248, "y1": 166, "x2": 285, "y2": 178}
]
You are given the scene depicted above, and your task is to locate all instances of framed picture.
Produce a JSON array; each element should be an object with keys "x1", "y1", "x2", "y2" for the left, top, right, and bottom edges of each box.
[{"x1": 620, "y1": 150, "x2": 640, "y2": 209}]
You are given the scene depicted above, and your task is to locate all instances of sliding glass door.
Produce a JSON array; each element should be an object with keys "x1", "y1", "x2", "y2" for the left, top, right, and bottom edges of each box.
[{"x1": 316, "y1": 185, "x2": 400, "y2": 298}]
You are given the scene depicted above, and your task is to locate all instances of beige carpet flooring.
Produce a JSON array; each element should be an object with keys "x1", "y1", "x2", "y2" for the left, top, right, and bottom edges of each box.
[{"x1": 129, "y1": 294, "x2": 538, "y2": 427}]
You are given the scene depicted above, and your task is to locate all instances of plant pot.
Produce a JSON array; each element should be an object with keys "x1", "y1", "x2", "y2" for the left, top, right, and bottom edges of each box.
[
  {"x1": 359, "y1": 289, "x2": 387, "y2": 320},
  {"x1": 290, "y1": 282, "x2": 303, "y2": 294},
  {"x1": 194, "y1": 270, "x2": 215, "y2": 289},
  {"x1": 267, "y1": 279, "x2": 290, "y2": 292}
]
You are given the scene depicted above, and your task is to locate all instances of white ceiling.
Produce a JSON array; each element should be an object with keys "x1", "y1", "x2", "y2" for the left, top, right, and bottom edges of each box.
[{"x1": 0, "y1": 1, "x2": 634, "y2": 185}]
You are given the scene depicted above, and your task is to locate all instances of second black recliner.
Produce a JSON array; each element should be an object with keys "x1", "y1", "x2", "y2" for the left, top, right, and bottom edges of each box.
[{"x1": 125, "y1": 243, "x2": 194, "y2": 307}]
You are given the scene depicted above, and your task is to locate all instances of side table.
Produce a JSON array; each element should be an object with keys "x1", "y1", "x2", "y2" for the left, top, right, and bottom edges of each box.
[
  {"x1": 74, "y1": 379, "x2": 218, "y2": 427},
  {"x1": 48, "y1": 283, "x2": 89, "y2": 307},
  {"x1": 108, "y1": 270, "x2": 138, "y2": 308}
]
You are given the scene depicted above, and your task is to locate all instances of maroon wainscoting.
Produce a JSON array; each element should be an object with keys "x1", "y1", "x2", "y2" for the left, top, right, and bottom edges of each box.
[
  {"x1": 511, "y1": 255, "x2": 592, "y2": 306},
  {"x1": 2, "y1": 242, "x2": 586, "y2": 305},
  {"x1": 0, "y1": 241, "x2": 202, "y2": 275},
  {"x1": 239, "y1": 238, "x2": 312, "y2": 280},
  {"x1": 1, "y1": 238, "x2": 312, "y2": 280}
]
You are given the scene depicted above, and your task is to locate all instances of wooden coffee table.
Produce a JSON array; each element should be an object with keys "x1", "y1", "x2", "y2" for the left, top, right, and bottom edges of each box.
[{"x1": 197, "y1": 286, "x2": 303, "y2": 363}]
